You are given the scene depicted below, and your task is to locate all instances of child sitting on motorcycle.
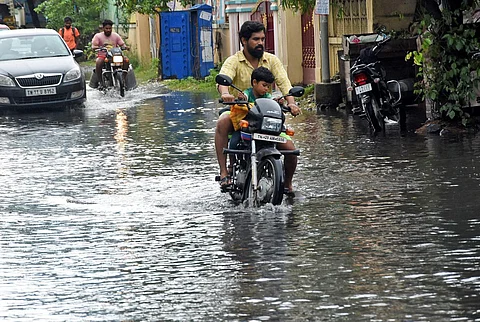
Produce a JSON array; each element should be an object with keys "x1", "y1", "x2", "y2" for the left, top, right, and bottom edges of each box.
[
  {"x1": 239, "y1": 66, "x2": 274, "y2": 103},
  {"x1": 228, "y1": 67, "x2": 290, "y2": 149},
  {"x1": 228, "y1": 67, "x2": 274, "y2": 150}
]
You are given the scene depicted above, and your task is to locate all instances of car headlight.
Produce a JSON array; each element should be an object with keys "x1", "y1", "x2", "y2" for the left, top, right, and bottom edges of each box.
[
  {"x1": 261, "y1": 117, "x2": 282, "y2": 132},
  {"x1": 64, "y1": 67, "x2": 81, "y2": 82},
  {"x1": 0, "y1": 74, "x2": 15, "y2": 87}
]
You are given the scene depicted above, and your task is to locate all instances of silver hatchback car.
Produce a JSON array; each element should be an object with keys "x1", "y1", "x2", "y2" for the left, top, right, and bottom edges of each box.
[{"x1": 0, "y1": 28, "x2": 86, "y2": 109}]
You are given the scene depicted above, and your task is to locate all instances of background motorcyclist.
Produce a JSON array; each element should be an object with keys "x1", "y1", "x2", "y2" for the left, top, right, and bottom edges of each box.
[
  {"x1": 91, "y1": 19, "x2": 130, "y2": 89},
  {"x1": 215, "y1": 21, "x2": 301, "y2": 194}
]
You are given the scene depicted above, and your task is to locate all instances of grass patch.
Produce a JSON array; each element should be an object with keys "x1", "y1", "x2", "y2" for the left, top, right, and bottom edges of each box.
[
  {"x1": 134, "y1": 58, "x2": 160, "y2": 84},
  {"x1": 162, "y1": 77, "x2": 216, "y2": 94},
  {"x1": 302, "y1": 84, "x2": 314, "y2": 98},
  {"x1": 160, "y1": 69, "x2": 219, "y2": 94},
  {"x1": 79, "y1": 59, "x2": 95, "y2": 68}
]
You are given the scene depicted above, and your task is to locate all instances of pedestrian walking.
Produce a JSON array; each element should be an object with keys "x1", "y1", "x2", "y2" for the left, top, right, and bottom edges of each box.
[{"x1": 59, "y1": 17, "x2": 80, "y2": 52}]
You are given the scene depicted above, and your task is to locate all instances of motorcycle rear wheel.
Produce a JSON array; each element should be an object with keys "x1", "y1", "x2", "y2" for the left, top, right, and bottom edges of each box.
[
  {"x1": 364, "y1": 97, "x2": 384, "y2": 133},
  {"x1": 115, "y1": 72, "x2": 125, "y2": 97},
  {"x1": 387, "y1": 103, "x2": 401, "y2": 123},
  {"x1": 245, "y1": 156, "x2": 284, "y2": 206}
]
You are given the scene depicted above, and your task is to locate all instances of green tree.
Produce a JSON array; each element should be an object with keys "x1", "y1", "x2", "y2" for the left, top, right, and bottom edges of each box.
[
  {"x1": 116, "y1": 0, "x2": 195, "y2": 15},
  {"x1": 35, "y1": 0, "x2": 107, "y2": 37}
]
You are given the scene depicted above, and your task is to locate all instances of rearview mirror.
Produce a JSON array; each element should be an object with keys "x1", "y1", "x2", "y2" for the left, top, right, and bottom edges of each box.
[
  {"x1": 73, "y1": 49, "x2": 83, "y2": 58},
  {"x1": 289, "y1": 86, "x2": 305, "y2": 98},
  {"x1": 215, "y1": 74, "x2": 233, "y2": 86}
]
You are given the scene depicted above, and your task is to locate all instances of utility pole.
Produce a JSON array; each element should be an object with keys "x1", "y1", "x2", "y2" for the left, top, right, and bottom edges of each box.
[
  {"x1": 320, "y1": 14, "x2": 330, "y2": 83},
  {"x1": 314, "y1": 0, "x2": 341, "y2": 109}
]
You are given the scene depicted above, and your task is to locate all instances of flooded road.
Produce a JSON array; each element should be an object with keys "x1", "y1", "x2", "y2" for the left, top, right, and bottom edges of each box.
[{"x1": 0, "y1": 85, "x2": 479, "y2": 321}]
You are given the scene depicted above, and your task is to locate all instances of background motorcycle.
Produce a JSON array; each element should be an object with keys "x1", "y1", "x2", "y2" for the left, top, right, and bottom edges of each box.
[
  {"x1": 342, "y1": 34, "x2": 403, "y2": 133},
  {"x1": 89, "y1": 47, "x2": 135, "y2": 97},
  {"x1": 215, "y1": 74, "x2": 304, "y2": 207}
]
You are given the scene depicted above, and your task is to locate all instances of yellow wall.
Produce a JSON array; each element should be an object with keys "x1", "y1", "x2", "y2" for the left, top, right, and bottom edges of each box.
[
  {"x1": 213, "y1": 24, "x2": 230, "y2": 66},
  {"x1": 373, "y1": 0, "x2": 416, "y2": 31},
  {"x1": 128, "y1": 13, "x2": 156, "y2": 64},
  {"x1": 281, "y1": 10, "x2": 303, "y2": 85}
]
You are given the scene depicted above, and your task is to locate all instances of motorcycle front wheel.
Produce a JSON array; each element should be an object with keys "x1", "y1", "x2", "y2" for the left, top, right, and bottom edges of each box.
[
  {"x1": 103, "y1": 73, "x2": 113, "y2": 88},
  {"x1": 364, "y1": 97, "x2": 384, "y2": 133},
  {"x1": 246, "y1": 156, "x2": 284, "y2": 206},
  {"x1": 115, "y1": 72, "x2": 125, "y2": 97}
]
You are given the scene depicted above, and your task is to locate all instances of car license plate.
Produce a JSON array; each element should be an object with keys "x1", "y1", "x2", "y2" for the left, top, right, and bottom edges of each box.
[
  {"x1": 25, "y1": 87, "x2": 56, "y2": 97},
  {"x1": 355, "y1": 83, "x2": 372, "y2": 95},
  {"x1": 253, "y1": 133, "x2": 287, "y2": 143}
]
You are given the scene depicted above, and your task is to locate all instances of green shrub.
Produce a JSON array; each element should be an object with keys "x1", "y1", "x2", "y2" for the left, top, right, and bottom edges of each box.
[{"x1": 407, "y1": 2, "x2": 480, "y2": 126}]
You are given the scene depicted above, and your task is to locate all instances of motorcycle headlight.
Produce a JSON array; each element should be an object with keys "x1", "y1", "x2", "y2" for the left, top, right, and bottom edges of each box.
[
  {"x1": 261, "y1": 117, "x2": 282, "y2": 132},
  {"x1": 113, "y1": 55, "x2": 123, "y2": 63},
  {"x1": 0, "y1": 74, "x2": 15, "y2": 87},
  {"x1": 64, "y1": 67, "x2": 81, "y2": 82}
]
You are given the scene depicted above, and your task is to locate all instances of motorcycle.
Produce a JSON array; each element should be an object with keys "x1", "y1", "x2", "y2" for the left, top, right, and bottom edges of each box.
[
  {"x1": 215, "y1": 74, "x2": 304, "y2": 207},
  {"x1": 342, "y1": 34, "x2": 403, "y2": 133},
  {"x1": 89, "y1": 46, "x2": 136, "y2": 97}
]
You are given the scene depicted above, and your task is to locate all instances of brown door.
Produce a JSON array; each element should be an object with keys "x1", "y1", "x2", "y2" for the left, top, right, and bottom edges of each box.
[
  {"x1": 301, "y1": 11, "x2": 315, "y2": 85},
  {"x1": 251, "y1": 1, "x2": 274, "y2": 54}
]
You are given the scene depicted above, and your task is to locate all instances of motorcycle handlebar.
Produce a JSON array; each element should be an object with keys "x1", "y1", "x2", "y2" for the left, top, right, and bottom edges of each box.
[
  {"x1": 218, "y1": 99, "x2": 249, "y2": 105},
  {"x1": 372, "y1": 35, "x2": 391, "y2": 54},
  {"x1": 281, "y1": 105, "x2": 291, "y2": 113},
  {"x1": 219, "y1": 98, "x2": 298, "y2": 116},
  {"x1": 94, "y1": 46, "x2": 127, "y2": 52}
]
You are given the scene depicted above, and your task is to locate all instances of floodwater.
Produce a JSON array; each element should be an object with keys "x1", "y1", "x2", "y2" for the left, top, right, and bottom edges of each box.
[{"x1": 0, "y1": 84, "x2": 479, "y2": 321}]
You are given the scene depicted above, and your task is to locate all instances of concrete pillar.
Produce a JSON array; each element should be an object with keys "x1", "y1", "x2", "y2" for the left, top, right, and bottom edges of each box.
[{"x1": 315, "y1": 82, "x2": 342, "y2": 109}]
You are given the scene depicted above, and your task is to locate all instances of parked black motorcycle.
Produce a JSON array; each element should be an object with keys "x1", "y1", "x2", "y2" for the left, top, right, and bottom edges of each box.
[
  {"x1": 89, "y1": 47, "x2": 136, "y2": 97},
  {"x1": 342, "y1": 35, "x2": 403, "y2": 133},
  {"x1": 215, "y1": 74, "x2": 304, "y2": 207}
]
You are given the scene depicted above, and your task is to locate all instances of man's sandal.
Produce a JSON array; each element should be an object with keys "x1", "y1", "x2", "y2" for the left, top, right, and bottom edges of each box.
[{"x1": 219, "y1": 176, "x2": 232, "y2": 192}]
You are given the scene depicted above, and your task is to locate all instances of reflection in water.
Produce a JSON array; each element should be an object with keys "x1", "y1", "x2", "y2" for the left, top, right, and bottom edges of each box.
[
  {"x1": 0, "y1": 91, "x2": 479, "y2": 321},
  {"x1": 114, "y1": 108, "x2": 129, "y2": 177},
  {"x1": 114, "y1": 108, "x2": 129, "y2": 144}
]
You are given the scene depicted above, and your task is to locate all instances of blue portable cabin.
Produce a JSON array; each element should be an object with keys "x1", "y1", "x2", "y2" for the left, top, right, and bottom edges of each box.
[
  {"x1": 189, "y1": 4, "x2": 214, "y2": 79},
  {"x1": 160, "y1": 4, "x2": 214, "y2": 80},
  {"x1": 160, "y1": 10, "x2": 192, "y2": 79}
]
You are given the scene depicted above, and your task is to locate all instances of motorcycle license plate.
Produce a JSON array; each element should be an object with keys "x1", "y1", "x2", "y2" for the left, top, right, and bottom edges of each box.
[
  {"x1": 253, "y1": 133, "x2": 287, "y2": 144},
  {"x1": 355, "y1": 83, "x2": 372, "y2": 95}
]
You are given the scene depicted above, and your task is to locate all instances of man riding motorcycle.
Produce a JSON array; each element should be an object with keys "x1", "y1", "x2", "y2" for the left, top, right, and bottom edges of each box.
[
  {"x1": 91, "y1": 19, "x2": 129, "y2": 89},
  {"x1": 215, "y1": 21, "x2": 301, "y2": 194}
]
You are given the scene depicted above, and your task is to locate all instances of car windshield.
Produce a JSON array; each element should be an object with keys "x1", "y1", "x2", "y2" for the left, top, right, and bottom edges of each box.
[{"x1": 0, "y1": 34, "x2": 71, "y2": 61}]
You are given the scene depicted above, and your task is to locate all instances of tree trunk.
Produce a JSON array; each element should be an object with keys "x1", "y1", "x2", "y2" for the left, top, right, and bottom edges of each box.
[{"x1": 26, "y1": 0, "x2": 41, "y2": 28}]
